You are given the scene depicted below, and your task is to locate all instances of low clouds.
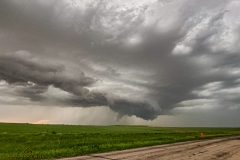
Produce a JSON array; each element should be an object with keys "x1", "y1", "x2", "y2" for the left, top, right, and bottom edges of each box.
[
  {"x1": 0, "y1": 50, "x2": 109, "y2": 108},
  {"x1": 0, "y1": 50, "x2": 95, "y2": 96},
  {"x1": 1, "y1": 0, "x2": 240, "y2": 125}
]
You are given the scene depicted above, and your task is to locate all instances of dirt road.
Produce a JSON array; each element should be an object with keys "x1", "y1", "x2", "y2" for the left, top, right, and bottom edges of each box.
[{"x1": 58, "y1": 136, "x2": 240, "y2": 160}]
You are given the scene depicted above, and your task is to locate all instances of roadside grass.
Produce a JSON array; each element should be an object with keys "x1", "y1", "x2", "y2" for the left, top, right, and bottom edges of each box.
[{"x1": 0, "y1": 123, "x2": 240, "y2": 160}]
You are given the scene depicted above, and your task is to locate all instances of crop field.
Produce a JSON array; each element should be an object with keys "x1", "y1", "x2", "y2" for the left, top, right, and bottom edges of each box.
[{"x1": 1, "y1": 123, "x2": 240, "y2": 160}]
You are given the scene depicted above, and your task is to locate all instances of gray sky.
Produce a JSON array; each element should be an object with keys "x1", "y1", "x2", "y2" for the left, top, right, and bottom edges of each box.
[{"x1": 0, "y1": 0, "x2": 240, "y2": 127}]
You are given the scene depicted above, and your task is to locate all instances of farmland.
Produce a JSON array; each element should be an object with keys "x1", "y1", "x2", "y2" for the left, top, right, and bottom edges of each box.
[{"x1": 1, "y1": 123, "x2": 240, "y2": 160}]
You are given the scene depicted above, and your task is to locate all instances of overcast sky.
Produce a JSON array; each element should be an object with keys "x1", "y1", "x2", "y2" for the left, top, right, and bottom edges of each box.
[{"x1": 0, "y1": 0, "x2": 240, "y2": 127}]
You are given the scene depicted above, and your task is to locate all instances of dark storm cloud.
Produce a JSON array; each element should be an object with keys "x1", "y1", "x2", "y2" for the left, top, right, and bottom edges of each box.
[
  {"x1": 109, "y1": 100, "x2": 160, "y2": 120},
  {"x1": 0, "y1": 51, "x2": 96, "y2": 98},
  {"x1": 1, "y1": 0, "x2": 240, "y2": 121},
  {"x1": 16, "y1": 84, "x2": 48, "y2": 101},
  {"x1": 63, "y1": 92, "x2": 108, "y2": 107}
]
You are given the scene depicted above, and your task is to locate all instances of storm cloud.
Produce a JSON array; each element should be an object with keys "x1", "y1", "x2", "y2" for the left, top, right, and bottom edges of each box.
[{"x1": 1, "y1": 0, "x2": 240, "y2": 124}]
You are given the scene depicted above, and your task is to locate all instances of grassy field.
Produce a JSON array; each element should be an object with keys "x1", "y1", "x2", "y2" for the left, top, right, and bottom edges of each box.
[{"x1": 1, "y1": 123, "x2": 240, "y2": 160}]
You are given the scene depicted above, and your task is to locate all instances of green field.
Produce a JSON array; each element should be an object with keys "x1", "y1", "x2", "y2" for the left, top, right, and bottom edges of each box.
[{"x1": 1, "y1": 123, "x2": 240, "y2": 160}]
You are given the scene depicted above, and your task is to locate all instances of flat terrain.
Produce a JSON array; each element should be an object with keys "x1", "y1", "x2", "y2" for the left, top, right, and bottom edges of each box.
[
  {"x1": 58, "y1": 136, "x2": 240, "y2": 160},
  {"x1": 0, "y1": 123, "x2": 240, "y2": 160}
]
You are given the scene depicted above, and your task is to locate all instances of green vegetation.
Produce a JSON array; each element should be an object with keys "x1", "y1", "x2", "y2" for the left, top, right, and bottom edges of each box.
[{"x1": 0, "y1": 123, "x2": 240, "y2": 160}]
